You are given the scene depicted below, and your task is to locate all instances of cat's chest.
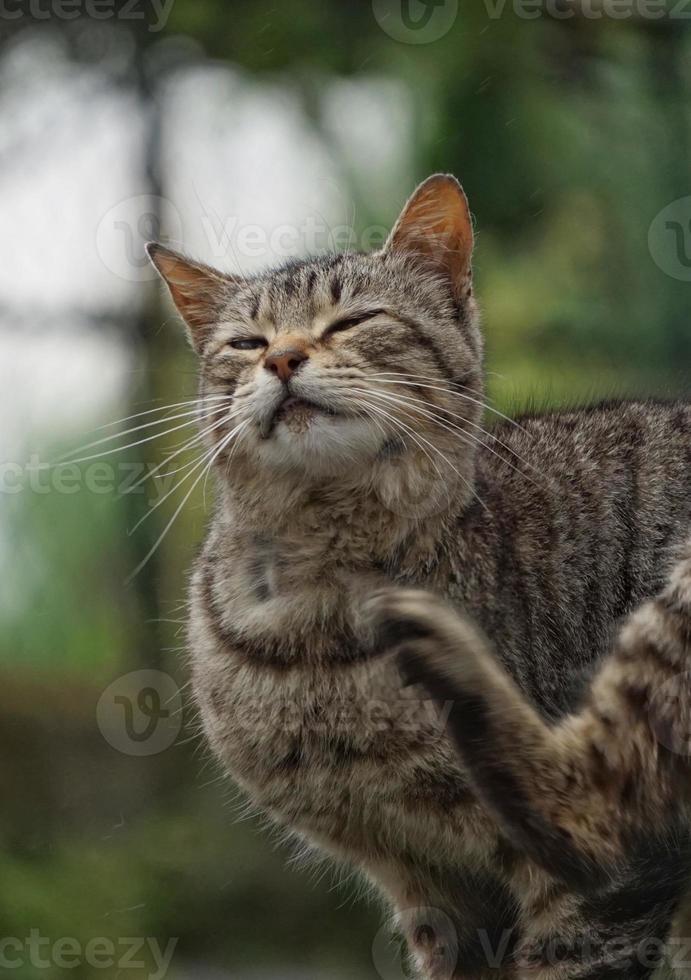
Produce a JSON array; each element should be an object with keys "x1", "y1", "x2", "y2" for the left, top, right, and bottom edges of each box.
[
  {"x1": 211, "y1": 530, "x2": 373, "y2": 648},
  {"x1": 189, "y1": 547, "x2": 495, "y2": 865},
  {"x1": 193, "y1": 608, "x2": 446, "y2": 841}
]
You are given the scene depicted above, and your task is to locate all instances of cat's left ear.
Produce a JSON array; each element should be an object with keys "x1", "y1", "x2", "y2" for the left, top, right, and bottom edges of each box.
[
  {"x1": 384, "y1": 174, "x2": 474, "y2": 301},
  {"x1": 146, "y1": 243, "x2": 233, "y2": 354}
]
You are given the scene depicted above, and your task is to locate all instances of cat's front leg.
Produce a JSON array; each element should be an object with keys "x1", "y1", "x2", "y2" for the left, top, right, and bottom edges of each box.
[
  {"x1": 362, "y1": 586, "x2": 601, "y2": 885},
  {"x1": 364, "y1": 565, "x2": 691, "y2": 978},
  {"x1": 365, "y1": 571, "x2": 691, "y2": 888}
]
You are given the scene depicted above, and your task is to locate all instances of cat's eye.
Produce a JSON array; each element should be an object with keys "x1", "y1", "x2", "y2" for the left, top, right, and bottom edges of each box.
[
  {"x1": 324, "y1": 310, "x2": 385, "y2": 337},
  {"x1": 228, "y1": 337, "x2": 268, "y2": 351}
]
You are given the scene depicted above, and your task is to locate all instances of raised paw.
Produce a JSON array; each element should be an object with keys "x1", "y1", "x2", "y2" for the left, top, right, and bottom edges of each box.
[
  {"x1": 362, "y1": 587, "x2": 490, "y2": 691},
  {"x1": 363, "y1": 587, "x2": 449, "y2": 649}
]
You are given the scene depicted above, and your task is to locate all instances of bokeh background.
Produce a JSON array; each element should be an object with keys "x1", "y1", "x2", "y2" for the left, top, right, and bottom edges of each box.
[{"x1": 1, "y1": 1, "x2": 690, "y2": 977}]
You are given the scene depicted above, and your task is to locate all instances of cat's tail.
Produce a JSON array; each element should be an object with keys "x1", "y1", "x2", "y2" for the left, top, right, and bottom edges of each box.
[{"x1": 367, "y1": 537, "x2": 691, "y2": 892}]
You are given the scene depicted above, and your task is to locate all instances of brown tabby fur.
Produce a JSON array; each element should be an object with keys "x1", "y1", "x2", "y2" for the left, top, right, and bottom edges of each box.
[{"x1": 148, "y1": 174, "x2": 691, "y2": 979}]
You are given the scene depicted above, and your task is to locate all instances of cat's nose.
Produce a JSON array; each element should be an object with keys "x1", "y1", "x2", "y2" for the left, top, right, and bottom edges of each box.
[{"x1": 264, "y1": 348, "x2": 309, "y2": 383}]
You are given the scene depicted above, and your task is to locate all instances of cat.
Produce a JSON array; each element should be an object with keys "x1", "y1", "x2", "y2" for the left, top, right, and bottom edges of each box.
[{"x1": 147, "y1": 173, "x2": 691, "y2": 980}]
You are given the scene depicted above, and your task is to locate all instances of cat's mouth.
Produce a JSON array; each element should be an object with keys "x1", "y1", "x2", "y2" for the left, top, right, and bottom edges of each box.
[
  {"x1": 261, "y1": 394, "x2": 338, "y2": 438},
  {"x1": 276, "y1": 396, "x2": 336, "y2": 421}
]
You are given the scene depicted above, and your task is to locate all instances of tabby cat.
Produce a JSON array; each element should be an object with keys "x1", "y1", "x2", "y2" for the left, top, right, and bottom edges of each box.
[{"x1": 147, "y1": 174, "x2": 691, "y2": 980}]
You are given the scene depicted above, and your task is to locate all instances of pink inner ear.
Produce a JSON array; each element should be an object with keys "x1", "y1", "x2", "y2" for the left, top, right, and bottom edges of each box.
[
  {"x1": 148, "y1": 245, "x2": 227, "y2": 338},
  {"x1": 386, "y1": 176, "x2": 474, "y2": 295}
]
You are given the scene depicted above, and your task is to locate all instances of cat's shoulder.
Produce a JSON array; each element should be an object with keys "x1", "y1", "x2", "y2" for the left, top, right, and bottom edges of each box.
[
  {"x1": 489, "y1": 397, "x2": 690, "y2": 460},
  {"x1": 512, "y1": 396, "x2": 689, "y2": 431}
]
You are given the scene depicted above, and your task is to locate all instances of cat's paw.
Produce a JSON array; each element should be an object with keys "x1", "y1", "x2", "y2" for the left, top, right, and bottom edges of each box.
[
  {"x1": 362, "y1": 587, "x2": 488, "y2": 690},
  {"x1": 363, "y1": 587, "x2": 454, "y2": 650}
]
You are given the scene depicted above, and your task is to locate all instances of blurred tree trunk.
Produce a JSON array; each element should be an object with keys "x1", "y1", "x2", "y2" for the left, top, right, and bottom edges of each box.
[
  {"x1": 123, "y1": 31, "x2": 166, "y2": 671},
  {"x1": 646, "y1": 22, "x2": 691, "y2": 370}
]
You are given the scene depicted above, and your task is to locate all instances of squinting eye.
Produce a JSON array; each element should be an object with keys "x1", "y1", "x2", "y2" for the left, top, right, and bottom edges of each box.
[
  {"x1": 325, "y1": 310, "x2": 385, "y2": 337},
  {"x1": 229, "y1": 338, "x2": 268, "y2": 351}
]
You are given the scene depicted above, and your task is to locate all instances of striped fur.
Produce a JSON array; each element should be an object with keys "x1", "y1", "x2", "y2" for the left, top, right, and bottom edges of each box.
[
  {"x1": 148, "y1": 175, "x2": 691, "y2": 979},
  {"x1": 370, "y1": 539, "x2": 691, "y2": 978}
]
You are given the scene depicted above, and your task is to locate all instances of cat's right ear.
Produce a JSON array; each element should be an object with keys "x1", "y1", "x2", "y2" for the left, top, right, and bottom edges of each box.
[
  {"x1": 146, "y1": 243, "x2": 231, "y2": 354},
  {"x1": 384, "y1": 174, "x2": 474, "y2": 302}
]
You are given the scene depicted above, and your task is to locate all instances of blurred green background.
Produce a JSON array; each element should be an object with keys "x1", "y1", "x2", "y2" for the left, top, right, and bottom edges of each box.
[{"x1": 1, "y1": 1, "x2": 690, "y2": 977}]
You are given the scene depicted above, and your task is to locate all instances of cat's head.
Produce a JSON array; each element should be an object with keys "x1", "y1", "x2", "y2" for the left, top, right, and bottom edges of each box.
[{"x1": 147, "y1": 175, "x2": 483, "y2": 502}]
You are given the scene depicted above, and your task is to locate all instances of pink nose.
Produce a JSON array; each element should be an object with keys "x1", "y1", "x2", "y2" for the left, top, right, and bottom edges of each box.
[{"x1": 264, "y1": 348, "x2": 309, "y2": 383}]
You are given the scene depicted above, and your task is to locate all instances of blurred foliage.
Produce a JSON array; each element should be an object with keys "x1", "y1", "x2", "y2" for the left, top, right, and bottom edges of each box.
[{"x1": 1, "y1": 1, "x2": 690, "y2": 977}]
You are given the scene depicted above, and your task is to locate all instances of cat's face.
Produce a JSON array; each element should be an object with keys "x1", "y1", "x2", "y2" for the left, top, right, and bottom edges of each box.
[{"x1": 148, "y1": 175, "x2": 483, "y2": 485}]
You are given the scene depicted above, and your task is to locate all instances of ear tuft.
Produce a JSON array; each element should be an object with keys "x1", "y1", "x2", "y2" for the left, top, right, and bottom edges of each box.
[
  {"x1": 385, "y1": 174, "x2": 474, "y2": 300},
  {"x1": 147, "y1": 243, "x2": 231, "y2": 353}
]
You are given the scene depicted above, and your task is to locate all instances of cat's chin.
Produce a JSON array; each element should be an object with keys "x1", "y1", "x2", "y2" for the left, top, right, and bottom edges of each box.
[{"x1": 251, "y1": 413, "x2": 386, "y2": 477}]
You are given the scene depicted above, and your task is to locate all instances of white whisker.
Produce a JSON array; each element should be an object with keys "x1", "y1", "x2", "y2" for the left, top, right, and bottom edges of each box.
[
  {"x1": 223, "y1": 424, "x2": 247, "y2": 481},
  {"x1": 363, "y1": 401, "x2": 449, "y2": 503},
  {"x1": 127, "y1": 418, "x2": 248, "y2": 536},
  {"x1": 126, "y1": 420, "x2": 250, "y2": 583},
  {"x1": 353, "y1": 386, "x2": 541, "y2": 487},
  {"x1": 351, "y1": 374, "x2": 537, "y2": 470},
  {"x1": 344, "y1": 391, "x2": 486, "y2": 514},
  {"x1": 61, "y1": 404, "x2": 233, "y2": 466},
  {"x1": 94, "y1": 395, "x2": 232, "y2": 431},
  {"x1": 367, "y1": 372, "x2": 529, "y2": 434},
  {"x1": 125, "y1": 410, "x2": 243, "y2": 491},
  {"x1": 60, "y1": 401, "x2": 233, "y2": 463}
]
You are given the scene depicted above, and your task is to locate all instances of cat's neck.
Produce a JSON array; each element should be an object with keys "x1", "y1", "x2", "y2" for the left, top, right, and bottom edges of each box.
[{"x1": 217, "y1": 447, "x2": 476, "y2": 573}]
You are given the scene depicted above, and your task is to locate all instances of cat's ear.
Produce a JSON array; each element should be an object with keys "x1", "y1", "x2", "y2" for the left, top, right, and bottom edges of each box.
[
  {"x1": 146, "y1": 243, "x2": 232, "y2": 354},
  {"x1": 384, "y1": 174, "x2": 474, "y2": 300}
]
